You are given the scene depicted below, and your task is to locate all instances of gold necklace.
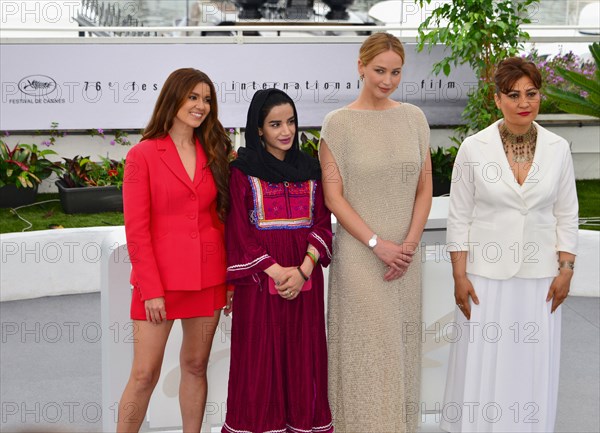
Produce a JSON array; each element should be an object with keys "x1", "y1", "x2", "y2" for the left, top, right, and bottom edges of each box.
[{"x1": 499, "y1": 122, "x2": 537, "y2": 163}]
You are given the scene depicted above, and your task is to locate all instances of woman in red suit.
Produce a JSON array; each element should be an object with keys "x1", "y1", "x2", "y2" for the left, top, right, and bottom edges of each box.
[{"x1": 117, "y1": 68, "x2": 232, "y2": 433}]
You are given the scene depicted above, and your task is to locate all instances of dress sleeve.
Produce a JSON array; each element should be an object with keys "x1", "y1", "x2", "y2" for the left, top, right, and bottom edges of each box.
[
  {"x1": 225, "y1": 168, "x2": 276, "y2": 282},
  {"x1": 307, "y1": 180, "x2": 333, "y2": 267},
  {"x1": 446, "y1": 141, "x2": 476, "y2": 251},
  {"x1": 417, "y1": 108, "x2": 431, "y2": 168},
  {"x1": 553, "y1": 142, "x2": 579, "y2": 255},
  {"x1": 319, "y1": 110, "x2": 344, "y2": 177},
  {"x1": 123, "y1": 145, "x2": 165, "y2": 300}
]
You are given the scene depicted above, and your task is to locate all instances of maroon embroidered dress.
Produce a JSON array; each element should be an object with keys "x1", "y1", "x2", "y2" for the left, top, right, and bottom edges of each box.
[{"x1": 222, "y1": 167, "x2": 334, "y2": 433}]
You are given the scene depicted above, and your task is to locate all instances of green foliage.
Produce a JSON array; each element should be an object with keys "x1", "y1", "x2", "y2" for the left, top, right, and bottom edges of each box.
[
  {"x1": 59, "y1": 156, "x2": 93, "y2": 187},
  {"x1": 545, "y1": 42, "x2": 600, "y2": 118},
  {"x1": 87, "y1": 127, "x2": 133, "y2": 146},
  {"x1": 110, "y1": 130, "x2": 131, "y2": 146},
  {"x1": 36, "y1": 121, "x2": 66, "y2": 147},
  {"x1": 59, "y1": 155, "x2": 125, "y2": 188},
  {"x1": 430, "y1": 145, "x2": 458, "y2": 182},
  {"x1": 417, "y1": 0, "x2": 538, "y2": 138},
  {"x1": 300, "y1": 129, "x2": 320, "y2": 158},
  {"x1": 0, "y1": 140, "x2": 62, "y2": 188}
]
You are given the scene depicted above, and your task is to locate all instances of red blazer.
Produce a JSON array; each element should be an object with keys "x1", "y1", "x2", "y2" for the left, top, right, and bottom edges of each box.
[{"x1": 123, "y1": 135, "x2": 227, "y2": 301}]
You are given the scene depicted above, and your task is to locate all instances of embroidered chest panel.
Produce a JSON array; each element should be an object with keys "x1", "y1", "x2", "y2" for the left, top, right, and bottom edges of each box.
[{"x1": 248, "y1": 176, "x2": 315, "y2": 230}]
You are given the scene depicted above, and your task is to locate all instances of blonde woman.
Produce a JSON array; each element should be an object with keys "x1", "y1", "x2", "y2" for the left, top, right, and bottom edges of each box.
[{"x1": 320, "y1": 32, "x2": 433, "y2": 432}]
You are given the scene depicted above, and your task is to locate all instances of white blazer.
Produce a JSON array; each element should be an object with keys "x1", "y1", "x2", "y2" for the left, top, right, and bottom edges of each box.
[{"x1": 446, "y1": 120, "x2": 578, "y2": 280}]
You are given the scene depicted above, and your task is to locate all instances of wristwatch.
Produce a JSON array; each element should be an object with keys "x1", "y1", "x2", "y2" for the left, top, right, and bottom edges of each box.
[{"x1": 368, "y1": 234, "x2": 378, "y2": 249}]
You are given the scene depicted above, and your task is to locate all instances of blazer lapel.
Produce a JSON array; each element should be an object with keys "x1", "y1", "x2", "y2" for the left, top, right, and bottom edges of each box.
[
  {"x1": 157, "y1": 135, "x2": 195, "y2": 191},
  {"x1": 192, "y1": 139, "x2": 208, "y2": 189}
]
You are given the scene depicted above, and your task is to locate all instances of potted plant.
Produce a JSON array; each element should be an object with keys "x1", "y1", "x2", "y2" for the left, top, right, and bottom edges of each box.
[
  {"x1": 0, "y1": 140, "x2": 62, "y2": 208},
  {"x1": 56, "y1": 155, "x2": 125, "y2": 213},
  {"x1": 300, "y1": 129, "x2": 320, "y2": 158},
  {"x1": 430, "y1": 145, "x2": 458, "y2": 197}
]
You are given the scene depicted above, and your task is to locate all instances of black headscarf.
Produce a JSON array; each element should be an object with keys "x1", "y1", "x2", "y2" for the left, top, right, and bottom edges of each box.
[{"x1": 230, "y1": 89, "x2": 321, "y2": 183}]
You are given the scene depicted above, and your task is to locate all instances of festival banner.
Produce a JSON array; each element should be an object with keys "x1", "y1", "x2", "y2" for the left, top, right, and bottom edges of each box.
[{"x1": 1, "y1": 42, "x2": 475, "y2": 130}]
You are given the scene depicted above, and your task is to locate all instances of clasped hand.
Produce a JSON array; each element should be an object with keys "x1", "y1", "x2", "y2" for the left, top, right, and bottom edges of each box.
[
  {"x1": 271, "y1": 266, "x2": 305, "y2": 300},
  {"x1": 373, "y1": 239, "x2": 415, "y2": 281}
]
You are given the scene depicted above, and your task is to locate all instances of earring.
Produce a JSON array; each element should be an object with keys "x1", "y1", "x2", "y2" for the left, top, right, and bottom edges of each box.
[{"x1": 359, "y1": 74, "x2": 364, "y2": 81}]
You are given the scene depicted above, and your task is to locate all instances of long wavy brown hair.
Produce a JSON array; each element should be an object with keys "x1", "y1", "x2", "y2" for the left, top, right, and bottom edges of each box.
[{"x1": 143, "y1": 68, "x2": 232, "y2": 220}]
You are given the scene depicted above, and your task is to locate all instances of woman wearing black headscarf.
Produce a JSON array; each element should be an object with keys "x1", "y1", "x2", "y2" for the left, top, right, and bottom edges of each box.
[{"x1": 222, "y1": 89, "x2": 333, "y2": 433}]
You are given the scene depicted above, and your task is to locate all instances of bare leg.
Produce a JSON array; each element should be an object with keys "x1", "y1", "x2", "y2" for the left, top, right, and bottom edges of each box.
[
  {"x1": 116, "y1": 319, "x2": 174, "y2": 433},
  {"x1": 179, "y1": 309, "x2": 221, "y2": 433}
]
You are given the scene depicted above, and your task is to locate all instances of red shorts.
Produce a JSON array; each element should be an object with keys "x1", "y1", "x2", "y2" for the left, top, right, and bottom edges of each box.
[{"x1": 130, "y1": 283, "x2": 226, "y2": 320}]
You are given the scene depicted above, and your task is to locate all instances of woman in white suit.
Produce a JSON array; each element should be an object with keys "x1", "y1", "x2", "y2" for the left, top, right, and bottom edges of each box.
[{"x1": 441, "y1": 57, "x2": 578, "y2": 432}]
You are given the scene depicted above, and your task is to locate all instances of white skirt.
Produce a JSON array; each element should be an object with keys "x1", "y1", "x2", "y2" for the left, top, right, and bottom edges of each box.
[{"x1": 440, "y1": 274, "x2": 561, "y2": 433}]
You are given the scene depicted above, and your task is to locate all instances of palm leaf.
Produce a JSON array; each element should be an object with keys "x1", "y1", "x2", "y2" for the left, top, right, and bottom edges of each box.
[
  {"x1": 554, "y1": 67, "x2": 600, "y2": 96},
  {"x1": 590, "y1": 42, "x2": 600, "y2": 65},
  {"x1": 555, "y1": 103, "x2": 600, "y2": 118},
  {"x1": 544, "y1": 87, "x2": 600, "y2": 117}
]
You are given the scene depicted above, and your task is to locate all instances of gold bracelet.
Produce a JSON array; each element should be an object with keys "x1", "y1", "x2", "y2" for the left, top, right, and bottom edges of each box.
[{"x1": 558, "y1": 261, "x2": 575, "y2": 271}]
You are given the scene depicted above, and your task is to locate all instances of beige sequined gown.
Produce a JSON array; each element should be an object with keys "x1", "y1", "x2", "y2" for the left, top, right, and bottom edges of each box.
[{"x1": 321, "y1": 104, "x2": 430, "y2": 433}]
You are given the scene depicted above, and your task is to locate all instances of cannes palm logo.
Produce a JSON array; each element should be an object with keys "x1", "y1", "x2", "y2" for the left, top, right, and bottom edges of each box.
[{"x1": 18, "y1": 75, "x2": 57, "y2": 97}]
